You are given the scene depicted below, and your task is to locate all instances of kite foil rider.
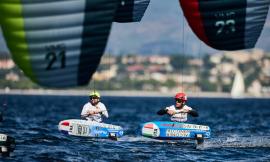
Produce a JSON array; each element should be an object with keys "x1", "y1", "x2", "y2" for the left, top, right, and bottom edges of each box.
[
  {"x1": 157, "y1": 92, "x2": 198, "y2": 122},
  {"x1": 81, "y1": 91, "x2": 108, "y2": 123}
]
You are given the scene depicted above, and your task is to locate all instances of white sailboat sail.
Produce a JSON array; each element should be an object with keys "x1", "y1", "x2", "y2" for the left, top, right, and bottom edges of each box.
[{"x1": 231, "y1": 70, "x2": 245, "y2": 98}]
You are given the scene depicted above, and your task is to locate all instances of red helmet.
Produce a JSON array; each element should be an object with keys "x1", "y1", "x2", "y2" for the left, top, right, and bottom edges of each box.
[{"x1": 175, "y1": 92, "x2": 187, "y2": 102}]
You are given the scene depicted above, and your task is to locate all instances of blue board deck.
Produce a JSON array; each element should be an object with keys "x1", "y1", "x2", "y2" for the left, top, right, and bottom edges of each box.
[
  {"x1": 58, "y1": 119, "x2": 124, "y2": 139},
  {"x1": 141, "y1": 121, "x2": 211, "y2": 140}
]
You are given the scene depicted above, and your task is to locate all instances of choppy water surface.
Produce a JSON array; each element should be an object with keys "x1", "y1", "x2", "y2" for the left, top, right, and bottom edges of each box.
[{"x1": 0, "y1": 95, "x2": 270, "y2": 161}]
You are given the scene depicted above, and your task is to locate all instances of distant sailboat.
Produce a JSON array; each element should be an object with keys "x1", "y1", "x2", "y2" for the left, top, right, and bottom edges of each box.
[{"x1": 231, "y1": 70, "x2": 245, "y2": 98}]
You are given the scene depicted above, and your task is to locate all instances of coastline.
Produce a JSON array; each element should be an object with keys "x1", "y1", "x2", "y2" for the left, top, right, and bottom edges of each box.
[{"x1": 0, "y1": 89, "x2": 269, "y2": 98}]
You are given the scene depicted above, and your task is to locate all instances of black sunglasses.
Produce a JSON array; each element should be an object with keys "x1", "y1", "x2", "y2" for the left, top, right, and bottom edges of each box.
[
  {"x1": 175, "y1": 98, "x2": 185, "y2": 103},
  {"x1": 90, "y1": 96, "x2": 99, "y2": 100}
]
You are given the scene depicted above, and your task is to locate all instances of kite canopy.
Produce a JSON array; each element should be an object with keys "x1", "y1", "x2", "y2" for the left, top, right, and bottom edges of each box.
[
  {"x1": 179, "y1": 0, "x2": 270, "y2": 50},
  {"x1": 0, "y1": 0, "x2": 118, "y2": 87},
  {"x1": 114, "y1": 0, "x2": 150, "y2": 22}
]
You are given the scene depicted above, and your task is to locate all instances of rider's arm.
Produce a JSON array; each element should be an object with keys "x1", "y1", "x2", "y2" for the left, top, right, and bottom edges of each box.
[
  {"x1": 101, "y1": 109, "x2": 109, "y2": 118},
  {"x1": 157, "y1": 109, "x2": 168, "y2": 115},
  {"x1": 188, "y1": 109, "x2": 199, "y2": 117},
  {"x1": 157, "y1": 106, "x2": 175, "y2": 115},
  {"x1": 97, "y1": 103, "x2": 109, "y2": 118},
  {"x1": 81, "y1": 111, "x2": 89, "y2": 119},
  {"x1": 185, "y1": 106, "x2": 198, "y2": 117},
  {"x1": 81, "y1": 104, "x2": 91, "y2": 119}
]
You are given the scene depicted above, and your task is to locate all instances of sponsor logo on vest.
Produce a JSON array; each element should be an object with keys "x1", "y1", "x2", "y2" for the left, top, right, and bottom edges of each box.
[{"x1": 166, "y1": 129, "x2": 190, "y2": 137}]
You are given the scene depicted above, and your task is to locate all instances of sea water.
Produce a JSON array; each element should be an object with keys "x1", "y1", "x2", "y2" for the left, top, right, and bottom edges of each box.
[{"x1": 0, "y1": 95, "x2": 269, "y2": 161}]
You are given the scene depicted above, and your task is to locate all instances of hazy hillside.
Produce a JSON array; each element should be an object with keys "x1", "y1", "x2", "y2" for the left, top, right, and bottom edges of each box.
[{"x1": 1, "y1": 0, "x2": 270, "y2": 56}]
